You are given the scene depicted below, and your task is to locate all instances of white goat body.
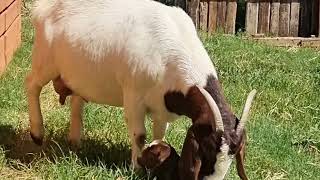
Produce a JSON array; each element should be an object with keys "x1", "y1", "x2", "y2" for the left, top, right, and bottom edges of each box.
[{"x1": 27, "y1": 0, "x2": 218, "y2": 169}]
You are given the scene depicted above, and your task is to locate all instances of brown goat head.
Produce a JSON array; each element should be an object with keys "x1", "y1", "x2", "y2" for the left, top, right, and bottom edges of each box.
[{"x1": 165, "y1": 75, "x2": 256, "y2": 180}]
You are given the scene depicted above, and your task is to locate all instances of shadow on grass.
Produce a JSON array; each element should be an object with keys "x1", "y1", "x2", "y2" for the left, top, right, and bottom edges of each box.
[{"x1": 0, "y1": 125, "x2": 131, "y2": 169}]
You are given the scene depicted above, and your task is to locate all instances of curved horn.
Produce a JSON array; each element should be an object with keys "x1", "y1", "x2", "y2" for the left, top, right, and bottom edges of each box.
[
  {"x1": 236, "y1": 89, "x2": 257, "y2": 135},
  {"x1": 198, "y1": 86, "x2": 224, "y2": 132}
]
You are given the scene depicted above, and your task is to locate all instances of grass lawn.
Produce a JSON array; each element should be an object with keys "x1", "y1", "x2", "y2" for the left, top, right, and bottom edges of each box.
[{"x1": 0, "y1": 5, "x2": 319, "y2": 180}]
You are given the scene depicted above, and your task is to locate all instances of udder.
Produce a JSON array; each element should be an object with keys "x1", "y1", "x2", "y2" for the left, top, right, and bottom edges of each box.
[{"x1": 53, "y1": 76, "x2": 73, "y2": 105}]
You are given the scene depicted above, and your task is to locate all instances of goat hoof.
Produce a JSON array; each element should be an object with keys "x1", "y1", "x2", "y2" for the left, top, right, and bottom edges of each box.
[{"x1": 30, "y1": 133, "x2": 43, "y2": 146}]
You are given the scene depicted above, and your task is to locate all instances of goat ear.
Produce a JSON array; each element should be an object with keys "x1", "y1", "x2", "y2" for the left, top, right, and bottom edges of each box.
[
  {"x1": 164, "y1": 86, "x2": 206, "y2": 120},
  {"x1": 164, "y1": 91, "x2": 193, "y2": 118},
  {"x1": 185, "y1": 86, "x2": 210, "y2": 119}
]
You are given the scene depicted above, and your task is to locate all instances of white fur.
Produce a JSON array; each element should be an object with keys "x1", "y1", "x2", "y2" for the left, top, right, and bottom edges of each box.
[
  {"x1": 27, "y1": 0, "x2": 218, "y2": 168},
  {"x1": 204, "y1": 138, "x2": 233, "y2": 180}
]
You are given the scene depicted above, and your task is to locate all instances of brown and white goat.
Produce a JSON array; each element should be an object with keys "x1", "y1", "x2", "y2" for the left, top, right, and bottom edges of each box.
[
  {"x1": 175, "y1": 86, "x2": 256, "y2": 180},
  {"x1": 138, "y1": 88, "x2": 256, "y2": 180},
  {"x1": 26, "y1": 0, "x2": 256, "y2": 174}
]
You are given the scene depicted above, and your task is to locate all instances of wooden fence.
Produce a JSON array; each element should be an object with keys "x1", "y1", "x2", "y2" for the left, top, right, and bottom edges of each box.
[
  {"x1": 246, "y1": 0, "x2": 320, "y2": 37},
  {"x1": 156, "y1": 0, "x2": 238, "y2": 34},
  {"x1": 158, "y1": 0, "x2": 320, "y2": 38},
  {"x1": 0, "y1": 0, "x2": 21, "y2": 74},
  {"x1": 197, "y1": 0, "x2": 237, "y2": 33}
]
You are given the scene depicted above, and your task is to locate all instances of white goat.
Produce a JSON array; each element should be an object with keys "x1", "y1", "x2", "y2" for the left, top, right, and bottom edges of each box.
[{"x1": 26, "y1": 0, "x2": 255, "y2": 176}]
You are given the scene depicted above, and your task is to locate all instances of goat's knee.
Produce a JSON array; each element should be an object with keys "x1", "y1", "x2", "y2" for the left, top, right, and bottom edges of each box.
[
  {"x1": 25, "y1": 73, "x2": 45, "y2": 145},
  {"x1": 68, "y1": 95, "x2": 84, "y2": 149}
]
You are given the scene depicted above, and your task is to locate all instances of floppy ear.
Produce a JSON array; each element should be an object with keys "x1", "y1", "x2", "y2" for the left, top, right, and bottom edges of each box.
[
  {"x1": 235, "y1": 133, "x2": 248, "y2": 180},
  {"x1": 179, "y1": 128, "x2": 201, "y2": 180}
]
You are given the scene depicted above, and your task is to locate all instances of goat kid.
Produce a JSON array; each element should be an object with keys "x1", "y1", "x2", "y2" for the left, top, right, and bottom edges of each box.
[{"x1": 26, "y1": 0, "x2": 256, "y2": 173}]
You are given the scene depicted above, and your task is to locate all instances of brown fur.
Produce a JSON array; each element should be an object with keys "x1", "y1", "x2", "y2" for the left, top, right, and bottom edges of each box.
[
  {"x1": 164, "y1": 75, "x2": 248, "y2": 179},
  {"x1": 138, "y1": 141, "x2": 180, "y2": 180}
]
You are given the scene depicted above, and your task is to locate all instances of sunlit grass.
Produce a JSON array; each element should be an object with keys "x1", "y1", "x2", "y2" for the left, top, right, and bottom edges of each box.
[{"x1": 0, "y1": 6, "x2": 319, "y2": 179}]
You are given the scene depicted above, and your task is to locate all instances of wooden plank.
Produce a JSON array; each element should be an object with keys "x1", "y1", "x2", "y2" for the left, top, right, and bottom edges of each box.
[
  {"x1": 279, "y1": 0, "x2": 290, "y2": 37},
  {"x1": 258, "y1": 1, "x2": 271, "y2": 34},
  {"x1": 225, "y1": 0, "x2": 237, "y2": 34},
  {"x1": 0, "y1": 1, "x2": 6, "y2": 13},
  {"x1": 199, "y1": 2, "x2": 208, "y2": 31},
  {"x1": 4, "y1": 14, "x2": 21, "y2": 64},
  {"x1": 0, "y1": 13, "x2": 5, "y2": 36},
  {"x1": 245, "y1": 1, "x2": 259, "y2": 35},
  {"x1": 0, "y1": 0, "x2": 15, "y2": 13},
  {"x1": 270, "y1": 0, "x2": 280, "y2": 36},
  {"x1": 208, "y1": 0, "x2": 218, "y2": 33},
  {"x1": 299, "y1": 0, "x2": 311, "y2": 37},
  {"x1": 290, "y1": 1, "x2": 300, "y2": 37},
  {"x1": 217, "y1": 0, "x2": 227, "y2": 32},
  {"x1": 252, "y1": 37, "x2": 320, "y2": 48},
  {"x1": 311, "y1": 0, "x2": 319, "y2": 36},
  {"x1": 0, "y1": 35, "x2": 5, "y2": 74},
  {"x1": 5, "y1": 0, "x2": 20, "y2": 30},
  {"x1": 188, "y1": 0, "x2": 200, "y2": 28}
]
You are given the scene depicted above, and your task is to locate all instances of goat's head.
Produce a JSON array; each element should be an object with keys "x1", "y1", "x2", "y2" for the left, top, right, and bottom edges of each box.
[{"x1": 178, "y1": 86, "x2": 256, "y2": 180}]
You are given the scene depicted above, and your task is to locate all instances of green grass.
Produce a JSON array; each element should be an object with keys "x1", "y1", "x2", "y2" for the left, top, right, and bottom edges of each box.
[{"x1": 0, "y1": 8, "x2": 320, "y2": 180}]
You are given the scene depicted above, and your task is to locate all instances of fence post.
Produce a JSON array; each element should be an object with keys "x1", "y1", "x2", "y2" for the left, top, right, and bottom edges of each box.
[
  {"x1": 258, "y1": 1, "x2": 270, "y2": 34},
  {"x1": 225, "y1": 0, "x2": 237, "y2": 34},
  {"x1": 290, "y1": 1, "x2": 300, "y2": 37},
  {"x1": 246, "y1": 0, "x2": 259, "y2": 35},
  {"x1": 279, "y1": 0, "x2": 290, "y2": 37},
  {"x1": 188, "y1": 0, "x2": 200, "y2": 28},
  {"x1": 270, "y1": 0, "x2": 280, "y2": 36},
  {"x1": 208, "y1": 0, "x2": 218, "y2": 33},
  {"x1": 217, "y1": 1, "x2": 227, "y2": 31},
  {"x1": 199, "y1": 1, "x2": 208, "y2": 31}
]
